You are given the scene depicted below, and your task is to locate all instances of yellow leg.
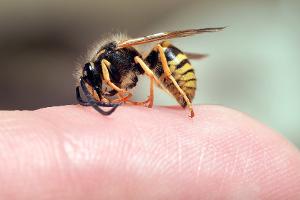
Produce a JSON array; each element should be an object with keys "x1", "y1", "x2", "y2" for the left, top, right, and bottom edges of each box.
[
  {"x1": 101, "y1": 59, "x2": 132, "y2": 96},
  {"x1": 125, "y1": 77, "x2": 154, "y2": 107},
  {"x1": 134, "y1": 56, "x2": 159, "y2": 108},
  {"x1": 87, "y1": 84, "x2": 111, "y2": 103},
  {"x1": 126, "y1": 98, "x2": 150, "y2": 106},
  {"x1": 102, "y1": 59, "x2": 152, "y2": 106},
  {"x1": 156, "y1": 44, "x2": 195, "y2": 118},
  {"x1": 112, "y1": 93, "x2": 132, "y2": 103},
  {"x1": 148, "y1": 77, "x2": 154, "y2": 107},
  {"x1": 134, "y1": 56, "x2": 161, "y2": 86}
]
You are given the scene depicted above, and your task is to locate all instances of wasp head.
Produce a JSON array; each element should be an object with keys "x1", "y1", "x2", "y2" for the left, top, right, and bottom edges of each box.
[
  {"x1": 82, "y1": 62, "x2": 103, "y2": 98},
  {"x1": 76, "y1": 61, "x2": 119, "y2": 116}
]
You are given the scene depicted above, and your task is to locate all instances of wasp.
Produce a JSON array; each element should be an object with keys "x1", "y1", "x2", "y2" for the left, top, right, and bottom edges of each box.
[{"x1": 75, "y1": 27, "x2": 224, "y2": 118}]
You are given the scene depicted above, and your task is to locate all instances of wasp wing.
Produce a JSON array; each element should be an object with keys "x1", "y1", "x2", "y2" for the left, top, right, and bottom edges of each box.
[
  {"x1": 118, "y1": 27, "x2": 225, "y2": 48},
  {"x1": 185, "y1": 52, "x2": 208, "y2": 60}
]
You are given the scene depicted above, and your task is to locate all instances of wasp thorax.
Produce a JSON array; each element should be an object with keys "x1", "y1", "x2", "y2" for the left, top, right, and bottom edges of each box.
[{"x1": 82, "y1": 62, "x2": 102, "y2": 92}]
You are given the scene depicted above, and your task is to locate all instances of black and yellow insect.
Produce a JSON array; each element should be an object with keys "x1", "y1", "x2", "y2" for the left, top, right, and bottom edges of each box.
[{"x1": 75, "y1": 27, "x2": 224, "y2": 117}]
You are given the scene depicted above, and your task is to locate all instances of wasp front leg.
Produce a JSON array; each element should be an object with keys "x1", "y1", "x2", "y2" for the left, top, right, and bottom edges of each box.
[
  {"x1": 112, "y1": 91, "x2": 149, "y2": 106},
  {"x1": 112, "y1": 93, "x2": 132, "y2": 103},
  {"x1": 124, "y1": 77, "x2": 154, "y2": 107},
  {"x1": 101, "y1": 59, "x2": 133, "y2": 102}
]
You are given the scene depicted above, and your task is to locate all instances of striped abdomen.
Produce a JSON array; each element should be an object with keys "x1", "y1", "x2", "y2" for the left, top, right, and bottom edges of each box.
[{"x1": 146, "y1": 41, "x2": 196, "y2": 107}]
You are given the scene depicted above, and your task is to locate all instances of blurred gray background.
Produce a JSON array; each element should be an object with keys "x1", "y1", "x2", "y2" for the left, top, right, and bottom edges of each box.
[{"x1": 0, "y1": 0, "x2": 299, "y2": 148}]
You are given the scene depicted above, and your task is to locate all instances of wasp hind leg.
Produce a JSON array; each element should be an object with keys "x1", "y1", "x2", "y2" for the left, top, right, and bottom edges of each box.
[{"x1": 156, "y1": 44, "x2": 195, "y2": 118}]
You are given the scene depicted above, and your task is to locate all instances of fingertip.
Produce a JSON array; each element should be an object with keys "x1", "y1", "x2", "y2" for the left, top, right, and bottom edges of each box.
[{"x1": 1, "y1": 105, "x2": 299, "y2": 199}]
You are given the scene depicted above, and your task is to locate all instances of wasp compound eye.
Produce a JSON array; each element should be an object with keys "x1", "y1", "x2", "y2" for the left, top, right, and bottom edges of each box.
[{"x1": 82, "y1": 62, "x2": 101, "y2": 88}]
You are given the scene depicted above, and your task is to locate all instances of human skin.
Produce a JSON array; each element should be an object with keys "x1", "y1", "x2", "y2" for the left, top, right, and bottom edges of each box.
[{"x1": 0, "y1": 105, "x2": 299, "y2": 200}]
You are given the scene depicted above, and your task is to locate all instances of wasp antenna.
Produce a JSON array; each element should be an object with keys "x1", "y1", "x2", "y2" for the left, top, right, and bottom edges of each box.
[
  {"x1": 78, "y1": 78, "x2": 120, "y2": 115},
  {"x1": 78, "y1": 79, "x2": 121, "y2": 107},
  {"x1": 76, "y1": 86, "x2": 90, "y2": 106},
  {"x1": 89, "y1": 102, "x2": 119, "y2": 116}
]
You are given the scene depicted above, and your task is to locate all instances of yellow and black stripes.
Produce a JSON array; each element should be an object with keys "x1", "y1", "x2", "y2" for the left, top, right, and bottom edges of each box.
[{"x1": 146, "y1": 41, "x2": 197, "y2": 107}]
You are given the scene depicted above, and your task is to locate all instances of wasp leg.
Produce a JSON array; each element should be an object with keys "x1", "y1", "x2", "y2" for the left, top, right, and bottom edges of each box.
[
  {"x1": 123, "y1": 83, "x2": 154, "y2": 107},
  {"x1": 101, "y1": 59, "x2": 133, "y2": 96},
  {"x1": 122, "y1": 93, "x2": 152, "y2": 106},
  {"x1": 156, "y1": 44, "x2": 195, "y2": 118},
  {"x1": 86, "y1": 84, "x2": 100, "y2": 101},
  {"x1": 112, "y1": 93, "x2": 133, "y2": 103},
  {"x1": 133, "y1": 56, "x2": 160, "y2": 108},
  {"x1": 101, "y1": 59, "x2": 134, "y2": 104},
  {"x1": 76, "y1": 78, "x2": 120, "y2": 115},
  {"x1": 115, "y1": 90, "x2": 151, "y2": 107},
  {"x1": 77, "y1": 86, "x2": 115, "y2": 107}
]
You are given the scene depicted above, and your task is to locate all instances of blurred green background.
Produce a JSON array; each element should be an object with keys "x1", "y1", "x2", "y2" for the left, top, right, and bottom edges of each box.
[{"x1": 0, "y1": 0, "x2": 299, "y2": 148}]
